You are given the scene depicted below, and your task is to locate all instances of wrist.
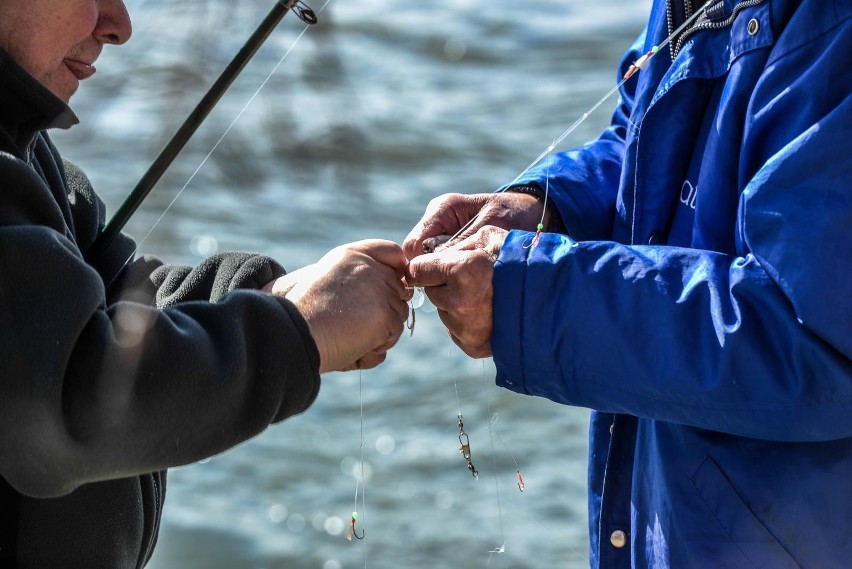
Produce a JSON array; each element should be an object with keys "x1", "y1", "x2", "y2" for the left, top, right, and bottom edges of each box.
[
  {"x1": 505, "y1": 185, "x2": 566, "y2": 234},
  {"x1": 507, "y1": 184, "x2": 545, "y2": 201},
  {"x1": 262, "y1": 271, "x2": 301, "y2": 296}
]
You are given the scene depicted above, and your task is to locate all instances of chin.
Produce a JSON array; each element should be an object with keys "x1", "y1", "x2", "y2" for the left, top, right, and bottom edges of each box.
[
  {"x1": 43, "y1": 72, "x2": 79, "y2": 104},
  {"x1": 52, "y1": 83, "x2": 78, "y2": 105}
]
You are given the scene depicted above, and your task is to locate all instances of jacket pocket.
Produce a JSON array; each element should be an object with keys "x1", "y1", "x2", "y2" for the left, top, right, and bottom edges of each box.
[{"x1": 690, "y1": 456, "x2": 801, "y2": 569}]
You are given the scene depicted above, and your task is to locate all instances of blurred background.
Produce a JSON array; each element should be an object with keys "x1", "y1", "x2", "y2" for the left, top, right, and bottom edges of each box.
[{"x1": 52, "y1": 0, "x2": 649, "y2": 567}]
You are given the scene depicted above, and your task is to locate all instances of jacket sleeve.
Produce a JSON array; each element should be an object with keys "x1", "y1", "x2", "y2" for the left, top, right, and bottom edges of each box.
[
  {"x1": 498, "y1": 34, "x2": 645, "y2": 241},
  {"x1": 491, "y1": 21, "x2": 852, "y2": 443},
  {"x1": 117, "y1": 250, "x2": 287, "y2": 308},
  {"x1": 0, "y1": 155, "x2": 320, "y2": 499}
]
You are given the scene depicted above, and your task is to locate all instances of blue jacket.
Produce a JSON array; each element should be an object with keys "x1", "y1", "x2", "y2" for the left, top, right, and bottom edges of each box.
[{"x1": 491, "y1": 1, "x2": 852, "y2": 567}]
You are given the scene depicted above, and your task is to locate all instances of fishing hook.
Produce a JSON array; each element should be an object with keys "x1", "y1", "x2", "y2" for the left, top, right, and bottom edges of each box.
[{"x1": 346, "y1": 512, "x2": 365, "y2": 541}]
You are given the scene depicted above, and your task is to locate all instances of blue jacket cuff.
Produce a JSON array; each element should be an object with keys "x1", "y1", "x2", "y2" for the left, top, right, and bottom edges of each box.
[{"x1": 492, "y1": 230, "x2": 534, "y2": 395}]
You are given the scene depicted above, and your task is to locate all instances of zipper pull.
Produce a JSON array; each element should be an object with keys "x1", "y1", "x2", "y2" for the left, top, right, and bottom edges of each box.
[{"x1": 705, "y1": 0, "x2": 728, "y2": 22}]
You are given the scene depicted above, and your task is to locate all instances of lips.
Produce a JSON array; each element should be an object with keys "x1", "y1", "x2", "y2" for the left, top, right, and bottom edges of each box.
[{"x1": 64, "y1": 58, "x2": 96, "y2": 80}]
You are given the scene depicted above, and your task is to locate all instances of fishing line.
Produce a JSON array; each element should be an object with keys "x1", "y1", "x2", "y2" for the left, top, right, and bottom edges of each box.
[
  {"x1": 498, "y1": 492, "x2": 591, "y2": 565},
  {"x1": 522, "y1": 169, "x2": 549, "y2": 250},
  {"x1": 447, "y1": 344, "x2": 524, "y2": 565},
  {"x1": 439, "y1": 0, "x2": 713, "y2": 249},
  {"x1": 346, "y1": 371, "x2": 367, "y2": 565},
  {"x1": 482, "y1": 409, "x2": 596, "y2": 566},
  {"x1": 487, "y1": 414, "x2": 524, "y2": 493},
  {"x1": 481, "y1": 365, "x2": 507, "y2": 563}
]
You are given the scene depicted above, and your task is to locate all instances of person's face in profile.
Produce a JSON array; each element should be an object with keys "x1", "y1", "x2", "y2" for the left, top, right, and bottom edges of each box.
[{"x1": 0, "y1": 0, "x2": 132, "y2": 103}]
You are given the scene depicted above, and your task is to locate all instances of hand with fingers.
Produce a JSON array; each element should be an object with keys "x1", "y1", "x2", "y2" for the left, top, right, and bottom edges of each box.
[
  {"x1": 263, "y1": 239, "x2": 410, "y2": 372},
  {"x1": 406, "y1": 226, "x2": 508, "y2": 358},
  {"x1": 402, "y1": 191, "x2": 546, "y2": 260}
]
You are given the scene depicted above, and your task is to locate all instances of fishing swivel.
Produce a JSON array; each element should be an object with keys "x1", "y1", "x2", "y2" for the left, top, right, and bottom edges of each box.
[
  {"x1": 290, "y1": 0, "x2": 318, "y2": 24},
  {"x1": 458, "y1": 414, "x2": 478, "y2": 478}
]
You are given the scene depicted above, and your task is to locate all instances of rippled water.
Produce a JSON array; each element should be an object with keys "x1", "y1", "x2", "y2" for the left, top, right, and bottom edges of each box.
[{"x1": 52, "y1": 0, "x2": 648, "y2": 567}]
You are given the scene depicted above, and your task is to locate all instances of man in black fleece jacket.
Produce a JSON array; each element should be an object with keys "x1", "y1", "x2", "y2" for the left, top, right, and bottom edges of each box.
[{"x1": 0, "y1": 1, "x2": 410, "y2": 567}]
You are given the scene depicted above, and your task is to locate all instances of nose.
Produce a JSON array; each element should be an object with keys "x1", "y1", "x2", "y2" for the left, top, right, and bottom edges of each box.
[{"x1": 96, "y1": 0, "x2": 133, "y2": 46}]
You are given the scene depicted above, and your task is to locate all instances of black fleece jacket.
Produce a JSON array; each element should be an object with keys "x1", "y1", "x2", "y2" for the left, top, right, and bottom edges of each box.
[{"x1": 0, "y1": 49, "x2": 321, "y2": 568}]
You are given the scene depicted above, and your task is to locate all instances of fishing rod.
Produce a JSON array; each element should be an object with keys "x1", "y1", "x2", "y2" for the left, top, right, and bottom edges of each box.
[{"x1": 87, "y1": 0, "x2": 317, "y2": 261}]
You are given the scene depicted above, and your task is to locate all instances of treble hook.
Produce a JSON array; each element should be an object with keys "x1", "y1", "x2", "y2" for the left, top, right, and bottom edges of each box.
[
  {"x1": 346, "y1": 512, "x2": 365, "y2": 541},
  {"x1": 291, "y1": 0, "x2": 318, "y2": 24}
]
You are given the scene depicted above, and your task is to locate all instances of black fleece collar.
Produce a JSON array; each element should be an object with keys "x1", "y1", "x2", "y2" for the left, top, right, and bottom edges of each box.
[{"x1": 0, "y1": 47, "x2": 78, "y2": 155}]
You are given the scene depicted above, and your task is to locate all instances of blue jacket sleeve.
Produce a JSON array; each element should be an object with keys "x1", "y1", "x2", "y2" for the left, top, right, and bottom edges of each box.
[
  {"x1": 492, "y1": 89, "x2": 852, "y2": 444},
  {"x1": 499, "y1": 34, "x2": 645, "y2": 241}
]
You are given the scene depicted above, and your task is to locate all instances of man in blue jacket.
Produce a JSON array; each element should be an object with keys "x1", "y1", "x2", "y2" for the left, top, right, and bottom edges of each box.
[{"x1": 405, "y1": 0, "x2": 851, "y2": 567}]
